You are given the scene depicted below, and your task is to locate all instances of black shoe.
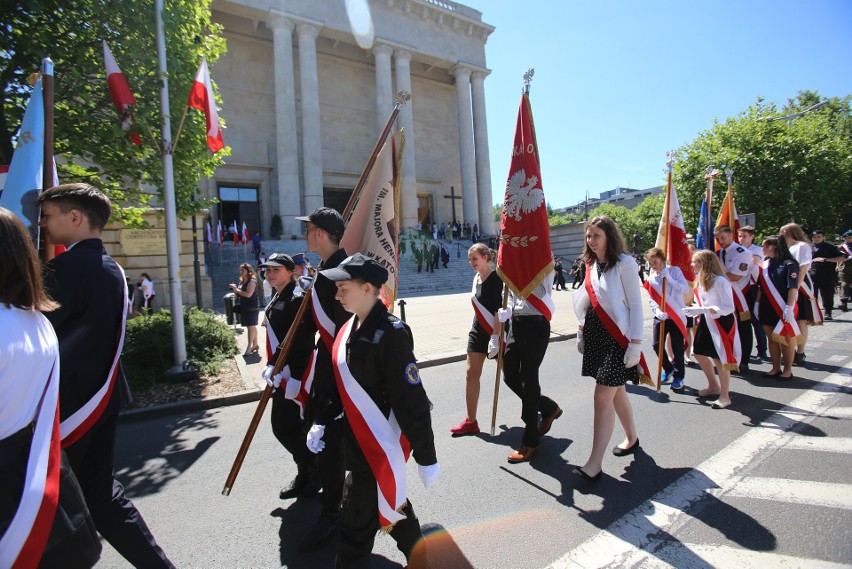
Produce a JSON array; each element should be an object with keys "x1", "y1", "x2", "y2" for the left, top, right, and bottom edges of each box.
[
  {"x1": 299, "y1": 511, "x2": 340, "y2": 551},
  {"x1": 612, "y1": 439, "x2": 640, "y2": 457},
  {"x1": 825, "y1": 313, "x2": 833, "y2": 320},
  {"x1": 793, "y1": 353, "x2": 806, "y2": 366},
  {"x1": 572, "y1": 467, "x2": 602, "y2": 482},
  {"x1": 279, "y1": 465, "x2": 320, "y2": 500},
  {"x1": 736, "y1": 364, "x2": 750, "y2": 376}
]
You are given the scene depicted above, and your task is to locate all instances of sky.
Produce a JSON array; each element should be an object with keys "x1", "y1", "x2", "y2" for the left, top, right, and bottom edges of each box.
[{"x1": 460, "y1": 0, "x2": 852, "y2": 209}]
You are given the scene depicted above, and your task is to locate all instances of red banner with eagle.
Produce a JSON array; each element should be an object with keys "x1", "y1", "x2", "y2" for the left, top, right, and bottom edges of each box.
[{"x1": 496, "y1": 93, "x2": 552, "y2": 298}]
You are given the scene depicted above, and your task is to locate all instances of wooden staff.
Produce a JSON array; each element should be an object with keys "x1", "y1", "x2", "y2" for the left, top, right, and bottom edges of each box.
[
  {"x1": 489, "y1": 286, "x2": 509, "y2": 435},
  {"x1": 222, "y1": 92, "x2": 409, "y2": 495},
  {"x1": 40, "y1": 58, "x2": 55, "y2": 261}
]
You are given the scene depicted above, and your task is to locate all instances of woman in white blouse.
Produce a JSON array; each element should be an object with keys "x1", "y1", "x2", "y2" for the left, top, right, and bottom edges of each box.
[
  {"x1": 684, "y1": 250, "x2": 738, "y2": 409},
  {"x1": 780, "y1": 223, "x2": 814, "y2": 366}
]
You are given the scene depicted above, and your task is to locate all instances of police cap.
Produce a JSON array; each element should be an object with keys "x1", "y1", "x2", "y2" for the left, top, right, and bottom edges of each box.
[{"x1": 320, "y1": 253, "x2": 388, "y2": 288}]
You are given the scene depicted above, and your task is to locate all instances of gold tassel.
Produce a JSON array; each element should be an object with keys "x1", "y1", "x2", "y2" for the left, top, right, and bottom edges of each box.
[
  {"x1": 722, "y1": 363, "x2": 739, "y2": 372},
  {"x1": 380, "y1": 500, "x2": 410, "y2": 534},
  {"x1": 739, "y1": 311, "x2": 751, "y2": 321}
]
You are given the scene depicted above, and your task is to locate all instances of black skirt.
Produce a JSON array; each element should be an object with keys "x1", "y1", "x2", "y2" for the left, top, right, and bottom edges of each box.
[
  {"x1": 467, "y1": 319, "x2": 490, "y2": 354},
  {"x1": 693, "y1": 313, "x2": 736, "y2": 359},
  {"x1": 581, "y1": 306, "x2": 638, "y2": 386},
  {"x1": 241, "y1": 308, "x2": 259, "y2": 327}
]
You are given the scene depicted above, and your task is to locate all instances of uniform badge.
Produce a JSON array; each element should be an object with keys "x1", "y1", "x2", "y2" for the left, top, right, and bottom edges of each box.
[
  {"x1": 405, "y1": 363, "x2": 421, "y2": 385},
  {"x1": 790, "y1": 271, "x2": 798, "y2": 279},
  {"x1": 739, "y1": 263, "x2": 749, "y2": 271}
]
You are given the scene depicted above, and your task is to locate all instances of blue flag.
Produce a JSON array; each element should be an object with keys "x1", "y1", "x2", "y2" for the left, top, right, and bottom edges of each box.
[
  {"x1": 0, "y1": 79, "x2": 44, "y2": 241},
  {"x1": 696, "y1": 195, "x2": 711, "y2": 251}
]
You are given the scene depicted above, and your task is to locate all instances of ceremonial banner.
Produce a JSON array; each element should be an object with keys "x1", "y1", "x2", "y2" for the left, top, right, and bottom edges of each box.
[
  {"x1": 497, "y1": 93, "x2": 552, "y2": 298},
  {"x1": 231, "y1": 220, "x2": 239, "y2": 247},
  {"x1": 655, "y1": 161, "x2": 695, "y2": 281},
  {"x1": 103, "y1": 41, "x2": 141, "y2": 146},
  {"x1": 217, "y1": 220, "x2": 223, "y2": 246},
  {"x1": 187, "y1": 56, "x2": 225, "y2": 153},
  {"x1": 0, "y1": 79, "x2": 44, "y2": 241},
  {"x1": 714, "y1": 177, "x2": 740, "y2": 250},
  {"x1": 696, "y1": 168, "x2": 716, "y2": 251},
  {"x1": 340, "y1": 132, "x2": 403, "y2": 309},
  {"x1": 241, "y1": 222, "x2": 249, "y2": 244},
  {"x1": 205, "y1": 222, "x2": 212, "y2": 245}
]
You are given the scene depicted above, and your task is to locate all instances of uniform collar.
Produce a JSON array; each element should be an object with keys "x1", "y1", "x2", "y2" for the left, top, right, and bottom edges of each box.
[{"x1": 352, "y1": 300, "x2": 388, "y2": 342}]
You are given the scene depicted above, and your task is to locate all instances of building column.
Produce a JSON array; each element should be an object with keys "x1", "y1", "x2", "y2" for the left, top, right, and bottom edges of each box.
[
  {"x1": 297, "y1": 23, "x2": 324, "y2": 215},
  {"x1": 394, "y1": 50, "x2": 418, "y2": 233},
  {"x1": 372, "y1": 44, "x2": 394, "y2": 134},
  {"x1": 471, "y1": 70, "x2": 494, "y2": 235},
  {"x1": 269, "y1": 15, "x2": 301, "y2": 236},
  {"x1": 451, "y1": 64, "x2": 478, "y2": 226}
]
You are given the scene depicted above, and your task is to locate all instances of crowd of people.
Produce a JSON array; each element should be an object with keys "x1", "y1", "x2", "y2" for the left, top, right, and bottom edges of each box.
[{"x1": 4, "y1": 181, "x2": 850, "y2": 568}]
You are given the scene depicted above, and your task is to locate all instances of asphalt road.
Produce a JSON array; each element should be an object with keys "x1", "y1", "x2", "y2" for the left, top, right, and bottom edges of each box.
[{"x1": 98, "y1": 316, "x2": 852, "y2": 569}]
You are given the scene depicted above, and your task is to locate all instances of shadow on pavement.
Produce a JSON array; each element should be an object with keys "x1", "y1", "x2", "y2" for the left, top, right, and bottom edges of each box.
[
  {"x1": 272, "y1": 500, "x2": 337, "y2": 568},
  {"x1": 116, "y1": 411, "x2": 222, "y2": 498}
]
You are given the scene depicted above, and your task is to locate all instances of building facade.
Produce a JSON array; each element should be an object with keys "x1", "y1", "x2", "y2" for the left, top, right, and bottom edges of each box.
[
  {"x1": 559, "y1": 185, "x2": 665, "y2": 217},
  {"x1": 205, "y1": 0, "x2": 495, "y2": 238}
]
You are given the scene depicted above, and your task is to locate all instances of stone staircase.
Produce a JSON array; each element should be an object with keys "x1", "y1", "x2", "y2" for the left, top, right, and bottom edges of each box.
[{"x1": 204, "y1": 238, "x2": 476, "y2": 310}]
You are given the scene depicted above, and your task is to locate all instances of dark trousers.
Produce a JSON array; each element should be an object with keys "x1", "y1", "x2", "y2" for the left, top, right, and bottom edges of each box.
[
  {"x1": 738, "y1": 315, "x2": 753, "y2": 368},
  {"x1": 317, "y1": 419, "x2": 346, "y2": 515},
  {"x1": 747, "y1": 289, "x2": 767, "y2": 356},
  {"x1": 336, "y1": 470, "x2": 424, "y2": 569},
  {"x1": 270, "y1": 392, "x2": 313, "y2": 468},
  {"x1": 813, "y1": 278, "x2": 836, "y2": 315},
  {"x1": 652, "y1": 318, "x2": 685, "y2": 379},
  {"x1": 64, "y1": 412, "x2": 174, "y2": 569},
  {"x1": 555, "y1": 274, "x2": 566, "y2": 290},
  {"x1": 502, "y1": 317, "x2": 557, "y2": 448}
]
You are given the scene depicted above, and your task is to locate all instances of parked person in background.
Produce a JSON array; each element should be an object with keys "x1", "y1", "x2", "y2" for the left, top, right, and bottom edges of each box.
[
  {"x1": 553, "y1": 258, "x2": 566, "y2": 291},
  {"x1": 139, "y1": 272, "x2": 155, "y2": 313},
  {"x1": 572, "y1": 215, "x2": 644, "y2": 481},
  {"x1": 252, "y1": 231, "x2": 262, "y2": 261},
  {"x1": 780, "y1": 223, "x2": 818, "y2": 366},
  {"x1": 715, "y1": 225, "x2": 754, "y2": 375},
  {"x1": 450, "y1": 244, "x2": 502, "y2": 437},
  {"x1": 809, "y1": 230, "x2": 845, "y2": 321},
  {"x1": 840, "y1": 230, "x2": 852, "y2": 312},
  {"x1": 756, "y1": 236, "x2": 800, "y2": 380},
  {"x1": 684, "y1": 250, "x2": 739, "y2": 410},
  {"x1": 737, "y1": 226, "x2": 768, "y2": 361},
  {"x1": 230, "y1": 263, "x2": 260, "y2": 355},
  {"x1": 440, "y1": 242, "x2": 450, "y2": 268}
]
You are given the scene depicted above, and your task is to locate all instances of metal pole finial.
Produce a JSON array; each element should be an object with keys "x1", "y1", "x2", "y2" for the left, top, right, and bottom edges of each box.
[
  {"x1": 523, "y1": 68, "x2": 534, "y2": 94},
  {"x1": 394, "y1": 90, "x2": 411, "y2": 109},
  {"x1": 665, "y1": 150, "x2": 676, "y2": 169},
  {"x1": 724, "y1": 166, "x2": 734, "y2": 184}
]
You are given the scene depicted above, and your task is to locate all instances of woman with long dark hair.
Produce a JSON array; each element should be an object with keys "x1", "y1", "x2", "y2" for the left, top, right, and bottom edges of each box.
[
  {"x1": 780, "y1": 223, "x2": 817, "y2": 366},
  {"x1": 572, "y1": 215, "x2": 647, "y2": 481},
  {"x1": 230, "y1": 262, "x2": 261, "y2": 354},
  {"x1": 756, "y1": 236, "x2": 800, "y2": 379}
]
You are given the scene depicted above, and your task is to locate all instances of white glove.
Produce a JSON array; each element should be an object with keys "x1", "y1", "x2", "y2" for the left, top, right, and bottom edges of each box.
[
  {"x1": 655, "y1": 309, "x2": 669, "y2": 321},
  {"x1": 497, "y1": 306, "x2": 513, "y2": 323},
  {"x1": 487, "y1": 335, "x2": 499, "y2": 359},
  {"x1": 576, "y1": 330, "x2": 584, "y2": 354},
  {"x1": 263, "y1": 365, "x2": 290, "y2": 390},
  {"x1": 418, "y1": 463, "x2": 441, "y2": 488},
  {"x1": 783, "y1": 304, "x2": 795, "y2": 323},
  {"x1": 262, "y1": 365, "x2": 274, "y2": 385},
  {"x1": 682, "y1": 306, "x2": 710, "y2": 318},
  {"x1": 624, "y1": 343, "x2": 642, "y2": 368},
  {"x1": 284, "y1": 379, "x2": 301, "y2": 400},
  {"x1": 306, "y1": 424, "x2": 326, "y2": 454}
]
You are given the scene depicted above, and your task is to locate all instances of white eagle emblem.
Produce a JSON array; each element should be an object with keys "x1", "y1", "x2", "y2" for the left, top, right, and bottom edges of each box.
[{"x1": 504, "y1": 169, "x2": 544, "y2": 221}]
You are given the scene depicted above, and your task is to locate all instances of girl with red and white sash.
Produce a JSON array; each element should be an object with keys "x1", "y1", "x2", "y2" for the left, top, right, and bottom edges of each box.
[
  {"x1": 572, "y1": 216, "x2": 648, "y2": 481},
  {"x1": 684, "y1": 250, "x2": 740, "y2": 410},
  {"x1": 644, "y1": 247, "x2": 691, "y2": 391},
  {"x1": 756, "y1": 236, "x2": 801, "y2": 380},
  {"x1": 319, "y1": 253, "x2": 437, "y2": 568},
  {"x1": 0, "y1": 208, "x2": 99, "y2": 568},
  {"x1": 781, "y1": 223, "x2": 820, "y2": 367},
  {"x1": 450, "y1": 243, "x2": 502, "y2": 437}
]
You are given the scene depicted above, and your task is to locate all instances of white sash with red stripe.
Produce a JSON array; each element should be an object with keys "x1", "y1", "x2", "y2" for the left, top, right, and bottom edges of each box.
[
  {"x1": 331, "y1": 316, "x2": 412, "y2": 529},
  {"x1": 799, "y1": 276, "x2": 824, "y2": 326},
  {"x1": 0, "y1": 361, "x2": 61, "y2": 568},
  {"x1": 584, "y1": 265, "x2": 653, "y2": 386},
  {"x1": 470, "y1": 275, "x2": 495, "y2": 335},
  {"x1": 730, "y1": 279, "x2": 751, "y2": 321},
  {"x1": 644, "y1": 276, "x2": 688, "y2": 342},
  {"x1": 759, "y1": 259, "x2": 802, "y2": 346},
  {"x1": 60, "y1": 263, "x2": 128, "y2": 446},
  {"x1": 311, "y1": 293, "x2": 336, "y2": 352},
  {"x1": 526, "y1": 291, "x2": 555, "y2": 321},
  {"x1": 694, "y1": 288, "x2": 740, "y2": 371}
]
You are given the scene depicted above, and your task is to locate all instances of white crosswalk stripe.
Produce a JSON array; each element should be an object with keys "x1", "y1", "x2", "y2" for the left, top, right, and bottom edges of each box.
[{"x1": 545, "y1": 369, "x2": 852, "y2": 569}]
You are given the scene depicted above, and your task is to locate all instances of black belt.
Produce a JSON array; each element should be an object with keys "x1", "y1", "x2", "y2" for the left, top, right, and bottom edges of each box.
[{"x1": 512, "y1": 314, "x2": 546, "y2": 321}]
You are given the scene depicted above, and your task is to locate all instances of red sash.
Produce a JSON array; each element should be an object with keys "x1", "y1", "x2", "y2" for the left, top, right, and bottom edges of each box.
[
  {"x1": 1, "y1": 362, "x2": 61, "y2": 568},
  {"x1": 758, "y1": 259, "x2": 802, "y2": 346},
  {"x1": 311, "y1": 293, "x2": 336, "y2": 352},
  {"x1": 643, "y1": 278, "x2": 688, "y2": 342},
  {"x1": 730, "y1": 280, "x2": 751, "y2": 321},
  {"x1": 471, "y1": 275, "x2": 494, "y2": 335},
  {"x1": 694, "y1": 288, "x2": 740, "y2": 371},
  {"x1": 526, "y1": 291, "x2": 555, "y2": 320},
  {"x1": 60, "y1": 263, "x2": 128, "y2": 446},
  {"x1": 331, "y1": 316, "x2": 412, "y2": 529},
  {"x1": 584, "y1": 262, "x2": 652, "y2": 386},
  {"x1": 799, "y1": 276, "x2": 824, "y2": 326}
]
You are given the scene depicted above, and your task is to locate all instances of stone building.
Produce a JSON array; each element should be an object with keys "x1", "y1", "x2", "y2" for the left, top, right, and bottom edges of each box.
[{"x1": 205, "y1": 0, "x2": 495, "y2": 238}]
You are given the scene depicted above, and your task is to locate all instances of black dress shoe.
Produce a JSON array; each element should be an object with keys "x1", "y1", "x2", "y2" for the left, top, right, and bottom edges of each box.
[
  {"x1": 299, "y1": 511, "x2": 341, "y2": 551},
  {"x1": 612, "y1": 439, "x2": 640, "y2": 457},
  {"x1": 572, "y1": 467, "x2": 602, "y2": 482}
]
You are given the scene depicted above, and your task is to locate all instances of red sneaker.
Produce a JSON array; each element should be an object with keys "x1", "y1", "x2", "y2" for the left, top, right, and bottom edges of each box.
[{"x1": 450, "y1": 418, "x2": 480, "y2": 437}]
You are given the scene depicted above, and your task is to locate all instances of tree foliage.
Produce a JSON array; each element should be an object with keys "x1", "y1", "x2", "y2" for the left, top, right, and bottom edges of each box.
[
  {"x1": 2, "y1": 0, "x2": 228, "y2": 223},
  {"x1": 672, "y1": 91, "x2": 852, "y2": 238}
]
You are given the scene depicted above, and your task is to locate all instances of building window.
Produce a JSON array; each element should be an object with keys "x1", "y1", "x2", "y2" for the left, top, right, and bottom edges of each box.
[{"x1": 219, "y1": 185, "x2": 261, "y2": 237}]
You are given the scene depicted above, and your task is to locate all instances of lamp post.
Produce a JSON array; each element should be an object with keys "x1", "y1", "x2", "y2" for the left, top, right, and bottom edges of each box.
[{"x1": 763, "y1": 99, "x2": 828, "y2": 221}]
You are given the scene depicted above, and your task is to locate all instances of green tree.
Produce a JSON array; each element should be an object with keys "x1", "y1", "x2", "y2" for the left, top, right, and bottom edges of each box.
[
  {"x1": 2, "y1": 0, "x2": 228, "y2": 224},
  {"x1": 672, "y1": 91, "x2": 852, "y2": 237},
  {"x1": 587, "y1": 202, "x2": 644, "y2": 252},
  {"x1": 630, "y1": 193, "x2": 665, "y2": 249}
]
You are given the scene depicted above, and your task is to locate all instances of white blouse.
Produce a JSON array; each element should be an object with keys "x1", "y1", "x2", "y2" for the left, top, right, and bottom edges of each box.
[{"x1": 696, "y1": 275, "x2": 735, "y2": 319}]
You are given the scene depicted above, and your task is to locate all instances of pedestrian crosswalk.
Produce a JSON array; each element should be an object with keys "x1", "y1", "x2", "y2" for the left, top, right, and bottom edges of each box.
[{"x1": 546, "y1": 368, "x2": 852, "y2": 569}]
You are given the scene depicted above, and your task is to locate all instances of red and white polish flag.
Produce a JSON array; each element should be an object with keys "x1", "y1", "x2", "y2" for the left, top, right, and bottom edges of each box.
[
  {"x1": 655, "y1": 163, "x2": 695, "y2": 281},
  {"x1": 241, "y1": 222, "x2": 249, "y2": 244},
  {"x1": 103, "y1": 41, "x2": 141, "y2": 146},
  {"x1": 188, "y1": 56, "x2": 225, "y2": 153}
]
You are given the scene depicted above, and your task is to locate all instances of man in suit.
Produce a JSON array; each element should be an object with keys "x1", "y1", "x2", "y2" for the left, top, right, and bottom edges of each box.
[{"x1": 38, "y1": 183, "x2": 174, "y2": 568}]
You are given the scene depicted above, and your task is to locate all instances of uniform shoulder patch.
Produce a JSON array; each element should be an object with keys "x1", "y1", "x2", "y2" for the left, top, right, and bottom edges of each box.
[
  {"x1": 404, "y1": 362, "x2": 421, "y2": 385},
  {"x1": 736, "y1": 246, "x2": 745, "y2": 253},
  {"x1": 739, "y1": 263, "x2": 749, "y2": 271},
  {"x1": 386, "y1": 314, "x2": 405, "y2": 330}
]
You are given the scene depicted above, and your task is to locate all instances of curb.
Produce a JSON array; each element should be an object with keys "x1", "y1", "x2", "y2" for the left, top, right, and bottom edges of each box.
[{"x1": 119, "y1": 332, "x2": 578, "y2": 423}]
